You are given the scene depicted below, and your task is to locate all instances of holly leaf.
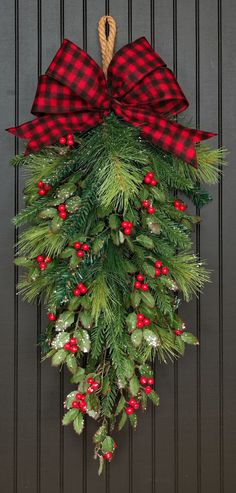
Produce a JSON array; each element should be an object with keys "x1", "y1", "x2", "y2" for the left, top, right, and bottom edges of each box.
[
  {"x1": 131, "y1": 330, "x2": 143, "y2": 347},
  {"x1": 139, "y1": 364, "x2": 153, "y2": 378},
  {"x1": 174, "y1": 335, "x2": 185, "y2": 355},
  {"x1": 38, "y1": 207, "x2": 57, "y2": 219},
  {"x1": 90, "y1": 220, "x2": 105, "y2": 235},
  {"x1": 55, "y1": 311, "x2": 75, "y2": 332},
  {"x1": 51, "y1": 332, "x2": 69, "y2": 349},
  {"x1": 118, "y1": 411, "x2": 128, "y2": 430},
  {"x1": 124, "y1": 359, "x2": 135, "y2": 379},
  {"x1": 70, "y1": 367, "x2": 85, "y2": 384},
  {"x1": 181, "y1": 332, "x2": 199, "y2": 345},
  {"x1": 148, "y1": 390, "x2": 160, "y2": 406},
  {"x1": 50, "y1": 215, "x2": 63, "y2": 232},
  {"x1": 126, "y1": 312, "x2": 137, "y2": 331},
  {"x1": 73, "y1": 413, "x2": 84, "y2": 435},
  {"x1": 143, "y1": 329, "x2": 159, "y2": 347},
  {"x1": 141, "y1": 291, "x2": 155, "y2": 308},
  {"x1": 65, "y1": 391, "x2": 77, "y2": 409},
  {"x1": 92, "y1": 238, "x2": 105, "y2": 255},
  {"x1": 93, "y1": 424, "x2": 108, "y2": 444},
  {"x1": 62, "y1": 408, "x2": 79, "y2": 425},
  {"x1": 79, "y1": 311, "x2": 93, "y2": 329},
  {"x1": 98, "y1": 456, "x2": 104, "y2": 476},
  {"x1": 56, "y1": 182, "x2": 77, "y2": 201},
  {"x1": 101, "y1": 436, "x2": 114, "y2": 453},
  {"x1": 128, "y1": 413, "x2": 138, "y2": 429},
  {"x1": 65, "y1": 196, "x2": 81, "y2": 213},
  {"x1": 66, "y1": 353, "x2": 78, "y2": 374},
  {"x1": 68, "y1": 296, "x2": 82, "y2": 311},
  {"x1": 136, "y1": 235, "x2": 154, "y2": 249},
  {"x1": 14, "y1": 257, "x2": 33, "y2": 267},
  {"x1": 143, "y1": 262, "x2": 156, "y2": 278},
  {"x1": 115, "y1": 395, "x2": 126, "y2": 416},
  {"x1": 74, "y1": 329, "x2": 91, "y2": 353},
  {"x1": 129, "y1": 375, "x2": 140, "y2": 396},
  {"x1": 51, "y1": 349, "x2": 68, "y2": 367},
  {"x1": 130, "y1": 290, "x2": 141, "y2": 308},
  {"x1": 109, "y1": 214, "x2": 120, "y2": 230},
  {"x1": 60, "y1": 247, "x2": 75, "y2": 259}
]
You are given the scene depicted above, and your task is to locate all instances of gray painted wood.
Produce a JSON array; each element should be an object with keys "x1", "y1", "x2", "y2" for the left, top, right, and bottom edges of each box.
[{"x1": 0, "y1": 1, "x2": 235, "y2": 492}]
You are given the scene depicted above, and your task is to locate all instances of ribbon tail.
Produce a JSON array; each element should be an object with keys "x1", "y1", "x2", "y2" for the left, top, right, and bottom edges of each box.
[{"x1": 114, "y1": 104, "x2": 216, "y2": 167}]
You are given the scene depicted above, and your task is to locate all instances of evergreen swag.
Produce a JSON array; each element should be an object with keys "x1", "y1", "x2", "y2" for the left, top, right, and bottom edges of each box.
[{"x1": 13, "y1": 112, "x2": 224, "y2": 473}]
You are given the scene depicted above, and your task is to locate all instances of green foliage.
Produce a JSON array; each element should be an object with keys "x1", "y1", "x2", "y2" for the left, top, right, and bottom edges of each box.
[{"x1": 12, "y1": 112, "x2": 224, "y2": 472}]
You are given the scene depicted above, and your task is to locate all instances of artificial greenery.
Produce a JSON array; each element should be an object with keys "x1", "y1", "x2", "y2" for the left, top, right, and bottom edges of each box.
[{"x1": 13, "y1": 112, "x2": 224, "y2": 473}]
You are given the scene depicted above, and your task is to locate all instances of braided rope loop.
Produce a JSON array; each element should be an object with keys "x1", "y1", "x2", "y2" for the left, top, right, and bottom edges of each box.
[{"x1": 98, "y1": 15, "x2": 117, "y2": 78}]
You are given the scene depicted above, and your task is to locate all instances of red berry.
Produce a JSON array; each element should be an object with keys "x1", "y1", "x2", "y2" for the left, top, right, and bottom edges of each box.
[
  {"x1": 143, "y1": 317, "x2": 151, "y2": 326},
  {"x1": 129, "y1": 398, "x2": 137, "y2": 407},
  {"x1": 142, "y1": 200, "x2": 150, "y2": 208},
  {"x1": 38, "y1": 188, "x2": 46, "y2": 196},
  {"x1": 91, "y1": 381, "x2": 100, "y2": 390},
  {"x1": 147, "y1": 206, "x2": 155, "y2": 214},
  {"x1": 59, "y1": 211, "x2": 67, "y2": 219},
  {"x1": 174, "y1": 200, "x2": 181, "y2": 209},
  {"x1": 150, "y1": 179, "x2": 157, "y2": 186},
  {"x1": 81, "y1": 243, "x2": 89, "y2": 251},
  {"x1": 133, "y1": 402, "x2": 139, "y2": 410},
  {"x1": 144, "y1": 176, "x2": 152, "y2": 184},
  {"x1": 123, "y1": 227, "x2": 132, "y2": 235},
  {"x1": 136, "y1": 274, "x2": 144, "y2": 282},
  {"x1": 59, "y1": 137, "x2": 66, "y2": 145},
  {"x1": 155, "y1": 260, "x2": 162, "y2": 268},
  {"x1": 58, "y1": 204, "x2": 66, "y2": 212},
  {"x1": 141, "y1": 283, "x2": 149, "y2": 291},
  {"x1": 37, "y1": 180, "x2": 44, "y2": 188},
  {"x1": 121, "y1": 221, "x2": 129, "y2": 228},
  {"x1": 67, "y1": 138, "x2": 74, "y2": 146},
  {"x1": 175, "y1": 329, "x2": 183, "y2": 336},
  {"x1": 136, "y1": 321, "x2": 144, "y2": 328},
  {"x1": 103, "y1": 451, "x2": 113, "y2": 460},
  {"x1": 39, "y1": 261, "x2": 47, "y2": 270},
  {"x1": 64, "y1": 342, "x2": 71, "y2": 350},
  {"x1": 140, "y1": 376, "x2": 147, "y2": 385},
  {"x1": 125, "y1": 406, "x2": 134, "y2": 415},
  {"x1": 147, "y1": 377, "x2": 154, "y2": 385},
  {"x1": 179, "y1": 203, "x2": 187, "y2": 211},
  {"x1": 147, "y1": 171, "x2": 154, "y2": 178},
  {"x1": 161, "y1": 266, "x2": 169, "y2": 275},
  {"x1": 73, "y1": 241, "x2": 81, "y2": 249},
  {"x1": 76, "y1": 250, "x2": 84, "y2": 258},
  {"x1": 72, "y1": 400, "x2": 80, "y2": 408},
  {"x1": 80, "y1": 394, "x2": 86, "y2": 401},
  {"x1": 45, "y1": 256, "x2": 52, "y2": 263},
  {"x1": 76, "y1": 393, "x2": 83, "y2": 400},
  {"x1": 87, "y1": 387, "x2": 94, "y2": 394},
  {"x1": 127, "y1": 222, "x2": 133, "y2": 228},
  {"x1": 70, "y1": 337, "x2": 77, "y2": 345},
  {"x1": 134, "y1": 281, "x2": 142, "y2": 289},
  {"x1": 144, "y1": 386, "x2": 152, "y2": 394},
  {"x1": 87, "y1": 377, "x2": 94, "y2": 384},
  {"x1": 67, "y1": 134, "x2": 73, "y2": 140},
  {"x1": 70, "y1": 345, "x2": 78, "y2": 353},
  {"x1": 73, "y1": 288, "x2": 81, "y2": 296},
  {"x1": 80, "y1": 403, "x2": 87, "y2": 412},
  {"x1": 137, "y1": 313, "x2": 145, "y2": 321},
  {"x1": 47, "y1": 313, "x2": 56, "y2": 321},
  {"x1": 155, "y1": 268, "x2": 161, "y2": 277},
  {"x1": 80, "y1": 285, "x2": 88, "y2": 295},
  {"x1": 44, "y1": 184, "x2": 52, "y2": 191},
  {"x1": 37, "y1": 255, "x2": 44, "y2": 263},
  {"x1": 77, "y1": 283, "x2": 85, "y2": 290}
]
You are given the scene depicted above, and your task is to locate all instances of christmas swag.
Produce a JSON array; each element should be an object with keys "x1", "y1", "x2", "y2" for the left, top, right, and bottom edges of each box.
[{"x1": 8, "y1": 16, "x2": 225, "y2": 473}]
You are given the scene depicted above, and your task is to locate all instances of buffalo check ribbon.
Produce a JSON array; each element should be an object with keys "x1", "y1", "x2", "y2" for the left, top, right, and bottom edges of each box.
[{"x1": 7, "y1": 37, "x2": 215, "y2": 166}]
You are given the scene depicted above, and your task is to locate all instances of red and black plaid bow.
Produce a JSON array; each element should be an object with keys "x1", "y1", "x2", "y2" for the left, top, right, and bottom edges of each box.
[{"x1": 7, "y1": 37, "x2": 215, "y2": 166}]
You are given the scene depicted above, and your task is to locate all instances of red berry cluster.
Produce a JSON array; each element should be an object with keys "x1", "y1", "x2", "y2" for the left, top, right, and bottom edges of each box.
[
  {"x1": 154, "y1": 260, "x2": 169, "y2": 277},
  {"x1": 73, "y1": 282, "x2": 88, "y2": 297},
  {"x1": 174, "y1": 199, "x2": 187, "y2": 212},
  {"x1": 37, "y1": 180, "x2": 52, "y2": 196},
  {"x1": 86, "y1": 377, "x2": 100, "y2": 394},
  {"x1": 139, "y1": 375, "x2": 154, "y2": 394},
  {"x1": 73, "y1": 241, "x2": 89, "y2": 258},
  {"x1": 141, "y1": 200, "x2": 155, "y2": 214},
  {"x1": 36, "y1": 255, "x2": 52, "y2": 270},
  {"x1": 57, "y1": 203, "x2": 68, "y2": 220},
  {"x1": 47, "y1": 312, "x2": 56, "y2": 322},
  {"x1": 71, "y1": 392, "x2": 87, "y2": 412},
  {"x1": 58, "y1": 133, "x2": 74, "y2": 147},
  {"x1": 143, "y1": 171, "x2": 157, "y2": 186},
  {"x1": 125, "y1": 397, "x2": 139, "y2": 415},
  {"x1": 136, "y1": 313, "x2": 151, "y2": 328},
  {"x1": 121, "y1": 220, "x2": 133, "y2": 236},
  {"x1": 64, "y1": 337, "x2": 79, "y2": 353},
  {"x1": 175, "y1": 329, "x2": 183, "y2": 336},
  {"x1": 134, "y1": 273, "x2": 149, "y2": 291}
]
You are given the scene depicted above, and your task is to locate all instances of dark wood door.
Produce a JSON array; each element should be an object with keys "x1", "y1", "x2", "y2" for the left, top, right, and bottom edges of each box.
[{"x1": 1, "y1": 1, "x2": 236, "y2": 492}]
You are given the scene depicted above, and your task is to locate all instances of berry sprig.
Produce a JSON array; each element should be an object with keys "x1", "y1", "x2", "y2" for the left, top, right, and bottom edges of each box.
[
  {"x1": 154, "y1": 260, "x2": 169, "y2": 277},
  {"x1": 57, "y1": 203, "x2": 68, "y2": 219},
  {"x1": 141, "y1": 200, "x2": 155, "y2": 214},
  {"x1": 174, "y1": 199, "x2": 187, "y2": 212},
  {"x1": 121, "y1": 220, "x2": 133, "y2": 236},
  {"x1": 139, "y1": 375, "x2": 155, "y2": 394},
  {"x1": 47, "y1": 312, "x2": 56, "y2": 322},
  {"x1": 86, "y1": 376, "x2": 100, "y2": 394},
  {"x1": 73, "y1": 241, "x2": 89, "y2": 258},
  {"x1": 125, "y1": 397, "x2": 140, "y2": 415},
  {"x1": 37, "y1": 180, "x2": 52, "y2": 196},
  {"x1": 71, "y1": 392, "x2": 87, "y2": 412},
  {"x1": 143, "y1": 171, "x2": 157, "y2": 186},
  {"x1": 136, "y1": 313, "x2": 151, "y2": 328},
  {"x1": 134, "y1": 273, "x2": 149, "y2": 291},
  {"x1": 73, "y1": 282, "x2": 88, "y2": 296},
  {"x1": 36, "y1": 255, "x2": 52, "y2": 270},
  {"x1": 58, "y1": 133, "x2": 75, "y2": 147},
  {"x1": 64, "y1": 336, "x2": 79, "y2": 353}
]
